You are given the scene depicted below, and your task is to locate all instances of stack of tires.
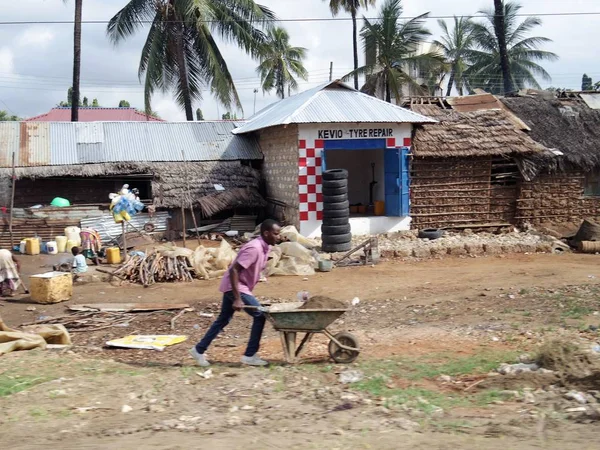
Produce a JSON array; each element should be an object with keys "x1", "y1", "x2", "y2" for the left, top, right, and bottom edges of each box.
[{"x1": 321, "y1": 169, "x2": 352, "y2": 253}]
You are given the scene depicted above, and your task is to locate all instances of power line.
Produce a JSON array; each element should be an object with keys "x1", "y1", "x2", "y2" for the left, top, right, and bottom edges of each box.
[{"x1": 0, "y1": 11, "x2": 599, "y2": 26}]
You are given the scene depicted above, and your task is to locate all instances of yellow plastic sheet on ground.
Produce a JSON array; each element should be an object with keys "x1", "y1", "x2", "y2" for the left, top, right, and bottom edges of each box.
[{"x1": 106, "y1": 335, "x2": 188, "y2": 351}]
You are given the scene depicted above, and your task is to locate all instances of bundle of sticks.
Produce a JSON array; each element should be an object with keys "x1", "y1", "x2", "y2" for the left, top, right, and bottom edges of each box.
[
  {"x1": 113, "y1": 251, "x2": 196, "y2": 286},
  {"x1": 21, "y1": 311, "x2": 148, "y2": 332}
]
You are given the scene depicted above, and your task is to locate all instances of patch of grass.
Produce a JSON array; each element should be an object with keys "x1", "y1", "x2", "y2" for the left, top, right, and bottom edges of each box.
[
  {"x1": 519, "y1": 289, "x2": 530, "y2": 295},
  {"x1": 473, "y1": 389, "x2": 511, "y2": 406},
  {"x1": 180, "y1": 366, "x2": 196, "y2": 378},
  {"x1": 0, "y1": 375, "x2": 54, "y2": 397},
  {"x1": 29, "y1": 407, "x2": 48, "y2": 418},
  {"x1": 430, "y1": 420, "x2": 474, "y2": 433},
  {"x1": 562, "y1": 305, "x2": 593, "y2": 320},
  {"x1": 522, "y1": 311, "x2": 532, "y2": 317}
]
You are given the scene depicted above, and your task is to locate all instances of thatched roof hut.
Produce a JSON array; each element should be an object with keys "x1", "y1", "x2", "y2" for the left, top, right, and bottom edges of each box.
[
  {"x1": 0, "y1": 161, "x2": 264, "y2": 217},
  {"x1": 501, "y1": 96, "x2": 600, "y2": 172},
  {"x1": 411, "y1": 107, "x2": 548, "y2": 158}
]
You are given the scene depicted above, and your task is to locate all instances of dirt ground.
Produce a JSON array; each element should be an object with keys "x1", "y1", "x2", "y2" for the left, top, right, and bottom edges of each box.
[{"x1": 1, "y1": 251, "x2": 600, "y2": 449}]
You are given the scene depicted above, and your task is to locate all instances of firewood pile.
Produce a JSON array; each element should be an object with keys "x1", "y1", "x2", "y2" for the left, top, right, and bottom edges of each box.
[{"x1": 113, "y1": 251, "x2": 196, "y2": 286}]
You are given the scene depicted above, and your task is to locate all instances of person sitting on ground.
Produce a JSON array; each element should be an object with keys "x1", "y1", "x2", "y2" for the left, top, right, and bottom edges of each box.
[
  {"x1": 0, "y1": 249, "x2": 22, "y2": 297},
  {"x1": 80, "y1": 228, "x2": 103, "y2": 265},
  {"x1": 72, "y1": 247, "x2": 88, "y2": 274}
]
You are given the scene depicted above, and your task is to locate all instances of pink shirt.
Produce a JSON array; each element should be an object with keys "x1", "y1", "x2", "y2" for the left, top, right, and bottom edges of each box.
[{"x1": 219, "y1": 237, "x2": 270, "y2": 295}]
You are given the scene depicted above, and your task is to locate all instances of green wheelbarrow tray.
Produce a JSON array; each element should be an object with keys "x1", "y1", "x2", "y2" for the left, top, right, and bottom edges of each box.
[{"x1": 258, "y1": 302, "x2": 360, "y2": 364}]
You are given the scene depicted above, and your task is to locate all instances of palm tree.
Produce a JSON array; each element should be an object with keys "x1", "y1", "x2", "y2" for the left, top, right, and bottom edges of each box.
[
  {"x1": 324, "y1": 0, "x2": 376, "y2": 90},
  {"x1": 344, "y1": 0, "x2": 443, "y2": 103},
  {"x1": 257, "y1": 27, "x2": 308, "y2": 99},
  {"x1": 63, "y1": 0, "x2": 83, "y2": 121},
  {"x1": 107, "y1": 0, "x2": 275, "y2": 121},
  {"x1": 466, "y1": 1, "x2": 558, "y2": 95},
  {"x1": 433, "y1": 16, "x2": 475, "y2": 96}
]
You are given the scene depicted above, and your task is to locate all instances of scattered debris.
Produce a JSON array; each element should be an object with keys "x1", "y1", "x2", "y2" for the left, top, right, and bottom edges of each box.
[
  {"x1": 339, "y1": 370, "x2": 364, "y2": 384},
  {"x1": 69, "y1": 303, "x2": 190, "y2": 313},
  {"x1": 497, "y1": 363, "x2": 540, "y2": 375},
  {"x1": 121, "y1": 405, "x2": 133, "y2": 413},
  {"x1": 106, "y1": 335, "x2": 188, "y2": 351},
  {"x1": 196, "y1": 369, "x2": 213, "y2": 380}
]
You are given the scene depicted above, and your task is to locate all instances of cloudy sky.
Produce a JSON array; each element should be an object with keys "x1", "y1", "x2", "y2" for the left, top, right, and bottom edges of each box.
[{"x1": 0, "y1": 0, "x2": 598, "y2": 121}]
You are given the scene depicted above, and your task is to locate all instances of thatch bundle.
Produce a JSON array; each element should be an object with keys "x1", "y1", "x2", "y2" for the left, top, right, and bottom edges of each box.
[
  {"x1": 412, "y1": 108, "x2": 548, "y2": 158},
  {"x1": 502, "y1": 96, "x2": 600, "y2": 172}
]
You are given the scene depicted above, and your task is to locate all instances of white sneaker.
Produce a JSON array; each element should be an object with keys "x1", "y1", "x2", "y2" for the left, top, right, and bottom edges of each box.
[
  {"x1": 189, "y1": 348, "x2": 210, "y2": 367},
  {"x1": 241, "y1": 354, "x2": 269, "y2": 366}
]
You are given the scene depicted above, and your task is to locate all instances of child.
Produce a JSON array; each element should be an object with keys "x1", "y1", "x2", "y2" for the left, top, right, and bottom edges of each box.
[{"x1": 72, "y1": 247, "x2": 88, "y2": 274}]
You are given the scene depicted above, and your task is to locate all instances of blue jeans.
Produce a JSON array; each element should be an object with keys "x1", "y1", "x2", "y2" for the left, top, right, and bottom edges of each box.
[{"x1": 195, "y1": 292, "x2": 265, "y2": 357}]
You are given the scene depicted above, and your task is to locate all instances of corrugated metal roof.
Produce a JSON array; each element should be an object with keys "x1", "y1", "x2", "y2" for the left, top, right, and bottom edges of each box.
[
  {"x1": 232, "y1": 81, "x2": 436, "y2": 134},
  {"x1": 0, "y1": 121, "x2": 261, "y2": 168},
  {"x1": 580, "y1": 93, "x2": 600, "y2": 110},
  {"x1": 25, "y1": 107, "x2": 164, "y2": 122}
]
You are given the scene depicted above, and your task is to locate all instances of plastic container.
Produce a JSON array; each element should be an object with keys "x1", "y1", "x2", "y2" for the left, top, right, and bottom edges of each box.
[
  {"x1": 51, "y1": 197, "x2": 71, "y2": 207},
  {"x1": 19, "y1": 240, "x2": 27, "y2": 254},
  {"x1": 25, "y1": 238, "x2": 40, "y2": 255},
  {"x1": 106, "y1": 247, "x2": 122, "y2": 265},
  {"x1": 374, "y1": 201, "x2": 385, "y2": 216},
  {"x1": 46, "y1": 241, "x2": 58, "y2": 255},
  {"x1": 56, "y1": 236, "x2": 67, "y2": 253},
  {"x1": 64, "y1": 226, "x2": 81, "y2": 246},
  {"x1": 66, "y1": 240, "x2": 78, "y2": 254}
]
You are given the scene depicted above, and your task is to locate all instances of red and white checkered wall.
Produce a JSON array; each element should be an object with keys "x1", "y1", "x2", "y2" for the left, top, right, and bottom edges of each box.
[{"x1": 298, "y1": 137, "x2": 412, "y2": 224}]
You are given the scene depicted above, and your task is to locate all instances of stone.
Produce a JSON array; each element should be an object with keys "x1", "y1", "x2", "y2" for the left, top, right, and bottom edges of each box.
[
  {"x1": 465, "y1": 243, "x2": 485, "y2": 256},
  {"x1": 339, "y1": 370, "x2": 364, "y2": 384},
  {"x1": 518, "y1": 353, "x2": 535, "y2": 364},
  {"x1": 394, "y1": 248, "x2": 412, "y2": 258},
  {"x1": 523, "y1": 391, "x2": 536, "y2": 404},
  {"x1": 392, "y1": 418, "x2": 421, "y2": 431},
  {"x1": 565, "y1": 391, "x2": 588, "y2": 405},
  {"x1": 438, "y1": 375, "x2": 452, "y2": 383},
  {"x1": 483, "y1": 243, "x2": 502, "y2": 255},
  {"x1": 227, "y1": 416, "x2": 242, "y2": 426},
  {"x1": 497, "y1": 363, "x2": 540, "y2": 375},
  {"x1": 121, "y1": 405, "x2": 133, "y2": 413},
  {"x1": 412, "y1": 247, "x2": 432, "y2": 259},
  {"x1": 448, "y1": 245, "x2": 467, "y2": 257}
]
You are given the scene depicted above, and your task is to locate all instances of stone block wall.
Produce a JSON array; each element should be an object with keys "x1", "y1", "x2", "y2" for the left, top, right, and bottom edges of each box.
[
  {"x1": 517, "y1": 172, "x2": 600, "y2": 225},
  {"x1": 258, "y1": 125, "x2": 300, "y2": 227}
]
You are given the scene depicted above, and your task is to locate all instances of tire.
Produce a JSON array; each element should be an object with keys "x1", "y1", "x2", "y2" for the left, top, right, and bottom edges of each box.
[
  {"x1": 322, "y1": 194, "x2": 348, "y2": 203},
  {"x1": 322, "y1": 217, "x2": 349, "y2": 226},
  {"x1": 322, "y1": 241, "x2": 353, "y2": 253},
  {"x1": 322, "y1": 233, "x2": 352, "y2": 245},
  {"x1": 322, "y1": 179, "x2": 347, "y2": 190},
  {"x1": 322, "y1": 186, "x2": 348, "y2": 196},
  {"x1": 323, "y1": 200, "x2": 349, "y2": 211},
  {"x1": 321, "y1": 224, "x2": 351, "y2": 235},
  {"x1": 322, "y1": 169, "x2": 348, "y2": 181},
  {"x1": 418, "y1": 228, "x2": 444, "y2": 240},
  {"x1": 323, "y1": 208, "x2": 350, "y2": 219},
  {"x1": 328, "y1": 332, "x2": 360, "y2": 364}
]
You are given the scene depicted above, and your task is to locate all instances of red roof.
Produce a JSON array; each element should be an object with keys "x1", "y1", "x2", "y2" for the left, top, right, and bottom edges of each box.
[{"x1": 25, "y1": 107, "x2": 163, "y2": 122}]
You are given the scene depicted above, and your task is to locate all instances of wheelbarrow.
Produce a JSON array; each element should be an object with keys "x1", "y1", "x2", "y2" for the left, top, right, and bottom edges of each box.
[{"x1": 250, "y1": 302, "x2": 360, "y2": 364}]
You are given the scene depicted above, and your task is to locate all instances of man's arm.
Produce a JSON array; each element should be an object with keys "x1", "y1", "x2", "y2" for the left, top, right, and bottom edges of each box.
[{"x1": 229, "y1": 262, "x2": 244, "y2": 311}]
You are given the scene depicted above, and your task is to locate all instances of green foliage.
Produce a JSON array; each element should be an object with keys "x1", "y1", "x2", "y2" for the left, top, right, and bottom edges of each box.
[
  {"x1": 466, "y1": 1, "x2": 558, "y2": 94},
  {"x1": 0, "y1": 374, "x2": 54, "y2": 397},
  {"x1": 582, "y1": 73, "x2": 593, "y2": 91},
  {"x1": 257, "y1": 27, "x2": 308, "y2": 99},
  {"x1": 434, "y1": 16, "x2": 476, "y2": 96},
  {"x1": 196, "y1": 108, "x2": 204, "y2": 120},
  {"x1": 119, "y1": 100, "x2": 131, "y2": 107},
  {"x1": 58, "y1": 87, "x2": 102, "y2": 107},
  {"x1": 0, "y1": 110, "x2": 20, "y2": 121},
  {"x1": 107, "y1": 0, "x2": 276, "y2": 120},
  {"x1": 344, "y1": 0, "x2": 444, "y2": 103},
  {"x1": 221, "y1": 111, "x2": 237, "y2": 120}
]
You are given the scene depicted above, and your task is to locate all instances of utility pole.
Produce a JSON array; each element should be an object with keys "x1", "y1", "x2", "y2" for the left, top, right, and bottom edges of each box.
[
  {"x1": 329, "y1": 62, "x2": 333, "y2": 82},
  {"x1": 253, "y1": 88, "x2": 258, "y2": 115}
]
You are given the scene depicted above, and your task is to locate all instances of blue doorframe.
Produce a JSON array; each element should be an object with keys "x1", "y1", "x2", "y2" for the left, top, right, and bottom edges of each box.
[{"x1": 321, "y1": 139, "x2": 410, "y2": 217}]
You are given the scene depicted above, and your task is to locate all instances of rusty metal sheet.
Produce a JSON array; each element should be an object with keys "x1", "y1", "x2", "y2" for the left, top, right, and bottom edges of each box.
[
  {"x1": 0, "y1": 122, "x2": 20, "y2": 167},
  {"x1": 19, "y1": 122, "x2": 50, "y2": 166}
]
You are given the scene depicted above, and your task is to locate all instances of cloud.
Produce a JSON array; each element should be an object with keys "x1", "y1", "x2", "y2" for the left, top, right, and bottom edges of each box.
[{"x1": 17, "y1": 28, "x2": 56, "y2": 48}]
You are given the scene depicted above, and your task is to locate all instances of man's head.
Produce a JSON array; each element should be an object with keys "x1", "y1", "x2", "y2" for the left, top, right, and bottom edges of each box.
[
  {"x1": 260, "y1": 219, "x2": 281, "y2": 246},
  {"x1": 72, "y1": 246, "x2": 81, "y2": 256}
]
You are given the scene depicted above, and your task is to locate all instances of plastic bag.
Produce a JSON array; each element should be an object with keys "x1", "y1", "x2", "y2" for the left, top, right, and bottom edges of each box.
[{"x1": 279, "y1": 226, "x2": 319, "y2": 249}]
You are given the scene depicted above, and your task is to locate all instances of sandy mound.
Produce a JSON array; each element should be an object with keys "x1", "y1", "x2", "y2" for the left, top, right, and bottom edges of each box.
[{"x1": 299, "y1": 296, "x2": 348, "y2": 310}]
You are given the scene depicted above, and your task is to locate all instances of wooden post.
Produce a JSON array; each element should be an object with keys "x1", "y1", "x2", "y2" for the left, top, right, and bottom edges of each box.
[
  {"x1": 181, "y1": 206, "x2": 186, "y2": 248},
  {"x1": 122, "y1": 220, "x2": 128, "y2": 261},
  {"x1": 9, "y1": 152, "x2": 16, "y2": 249},
  {"x1": 181, "y1": 150, "x2": 201, "y2": 245}
]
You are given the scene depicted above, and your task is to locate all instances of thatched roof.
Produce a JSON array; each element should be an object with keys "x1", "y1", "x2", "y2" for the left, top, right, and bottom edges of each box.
[
  {"x1": 411, "y1": 107, "x2": 548, "y2": 158},
  {"x1": 0, "y1": 161, "x2": 265, "y2": 216},
  {"x1": 501, "y1": 96, "x2": 600, "y2": 171}
]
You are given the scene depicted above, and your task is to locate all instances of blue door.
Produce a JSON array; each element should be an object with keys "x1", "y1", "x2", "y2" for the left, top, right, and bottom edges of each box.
[
  {"x1": 384, "y1": 148, "x2": 400, "y2": 216},
  {"x1": 384, "y1": 147, "x2": 410, "y2": 216}
]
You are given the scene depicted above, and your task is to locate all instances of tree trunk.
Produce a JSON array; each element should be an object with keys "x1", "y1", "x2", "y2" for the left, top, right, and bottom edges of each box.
[
  {"x1": 176, "y1": 24, "x2": 194, "y2": 121},
  {"x1": 493, "y1": 0, "x2": 513, "y2": 95},
  {"x1": 71, "y1": 0, "x2": 82, "y2": 122},
  {"x1": 351, "y1": 9, "x2": 359, "y2": 90},
  {"x1": 446, "y1": 66, "x2": 456, "y2": 97}
]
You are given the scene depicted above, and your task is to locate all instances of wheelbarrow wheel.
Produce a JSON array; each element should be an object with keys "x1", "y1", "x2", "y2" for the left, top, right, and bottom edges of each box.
[{"x1": 328, "y1": 332, "x2": 360, "y2": 364}]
